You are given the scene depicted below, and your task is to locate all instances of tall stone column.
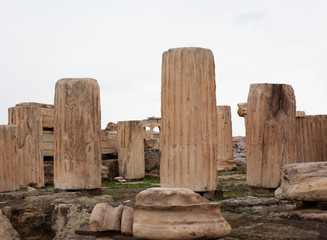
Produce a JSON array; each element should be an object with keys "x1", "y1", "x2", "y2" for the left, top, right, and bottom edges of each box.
[
  {"x1": 15, "y1": 105, "x2": 44, "y2": 187},
  {"x1": 217, "y1": 106, "x2": 236, "y2": 171},
  {"x1": 117, "y1": 121, "x2": 145, "y2": 180},
  {"x1": 54, "y1": 78, "x2": 102, "y2": 190},
  {"x1": 0, "y1": 125, "x2": 19, "y2": 192},
  {"x1": 160, "y1": 47, "x2": 218, "y2": 192},
  {"x1": 296, "y1": 115, "x2": 327, "y2": 163},
  {"x1": 246, "y1": 83, "x2": 296, "y2": 188}
]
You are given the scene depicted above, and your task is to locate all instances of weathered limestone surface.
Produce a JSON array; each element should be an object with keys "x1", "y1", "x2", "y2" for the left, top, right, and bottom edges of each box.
[
  {"x1": 161, "y1": 47, "x2": 218, "y2": 191},
  {"x1": 15, "y1": 105, "x2": 44, "y2": 187},
  {"x1": 101, "y1": 130, "x2": 118, "y2": 155},
  {"x1": 217, "y1": 106, "x2": 236, "y2": 171},
  {"x1": 133, "y1": 188, "x2": 231, "y2": 239},
  {"x1": 117, "y1": 121, "x2": 145, "y2": 180},
  {"x1": 54, "y1": 78, "x2": 102, "y2": 189},
  {"x1": 89, "y1": 203, "x2": 123, "y2": 231},
  {"x1": 246, "y1": 84, "x2": 296, "y2": 188},
  {"x1": 275, "y1": 162, "x2": 327, "y2": 201},
  {"x1": 0, "y1": 125, "x2": 19, "y2": 192},
  {"x1": 295, "y1": 115, "x2": 327, "y2": 163},
  {"x1": 0, "y1": 210, "x2": 20, "y2": 240},
  {"x1": 296, "y1": 111, "x2": 306, "y2": 117},
  {"x1": 121, "y1": 206, "x2": 134, "y2": 235}
]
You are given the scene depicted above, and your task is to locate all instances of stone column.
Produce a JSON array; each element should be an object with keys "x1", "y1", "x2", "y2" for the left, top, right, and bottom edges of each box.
[
  {"x1": 15, "y1": 105, "x2": 44, "y2": 187},
  {"x1": 0, "y1": 125, "x2": 19, "y2": 192},
  {"x1": 117, "y1": 121, "x2": 145, "y2": 180},
  {"x1": 296, "y1": 115, "x2": 327, "y2": 163},
  {"x1": 54, "y1": 78, "x2": 102, "y2": 190},
  {"x1": 160, "y1": 47, "x2": 218, "y2": 192},
  {"x1": 237, "y1": 102, "x2": 247, "y2": 131},
  {"x1": 296, "y1": 111, "x2": 306, "y2": 117},
  {"x1": 217, "y1": 106, "x2": 236, "y2": 171},
  {"x1": 246, "y1": 83, "x2": 296, "y2": 188}
]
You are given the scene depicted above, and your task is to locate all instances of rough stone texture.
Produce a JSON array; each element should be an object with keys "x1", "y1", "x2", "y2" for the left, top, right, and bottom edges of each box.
[
  {"x1": 0, "y1": 209, "x2": 20, "y2": 240},
  {"x1": 121, "y1": 206, "x2": 133, "y2": 236},
  {"x1": 44, "y1": 163, "x2": 54, "y2": 185},
  {"x1": 295, "y1": 115, "x2": 327, "y2": 163},
  {"x1": 133, "y1": 188, "x2": 231, "y2": 239},
  {"x1": 275, "y1": 162, "x2": 327, "y2": 201},
  {"x1": 296, "y1": 111, "x2": 306, "y2": 117},
  {"x1": 54, "y1": 78, "x2": 102, "y2": 190},
  {"x1": 117, "y1": 121, "x2": 145, "y2": 180},
  {"x1": 219, "y1": 196, "x2": 296, "y2": 214},
  {"x1": 102, "y1": 159, "x2": 119, "y2": 180},
  {"x1": 160, "y1": 47, "x2": 218, "y2": 192},
  {"x1": 101, "y1": 165, "x2": 109, "y2": 181},
  {"x1": 101, "y1": 129, "x2": 118, "y2": 155},
  {"x1": 145, "y1": 150, "x2": 160, "y2": 172},
  {"x1": 15, "y1": 105, "x2": 44, "y2": 187},
  {"x1": 217, "y1": 106, "x2": 236, "y2": 171},
  {"x1": 0, "y1": 125, "x2": 19, "y2": 192},
  {"x1": 144, "y1": 138, "x2": 160, "y2": 150},
  {"x1": 89, "y1": 203, "x2": 123, "y2": 232},
  {"x1": 246, "y1": 83, "x2": 296, "y2": 188}
]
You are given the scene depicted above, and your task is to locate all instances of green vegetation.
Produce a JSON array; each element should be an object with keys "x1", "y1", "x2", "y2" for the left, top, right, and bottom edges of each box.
[{"x1": 236, "y1": 165, "x2": 246, "y2": 174}]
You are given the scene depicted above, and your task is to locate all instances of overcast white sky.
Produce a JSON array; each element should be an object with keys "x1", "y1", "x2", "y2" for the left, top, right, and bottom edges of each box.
[{"x1": 0, "y1": 0, "x2": 326, "y2": 136}]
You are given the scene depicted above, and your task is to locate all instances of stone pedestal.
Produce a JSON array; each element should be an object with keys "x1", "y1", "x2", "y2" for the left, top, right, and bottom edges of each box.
[
  {"x1": 295, "y1": 115, "x2": 327, "y2": 163},
  {"x1": 160, "y1": 47, "x2": 218, "y2": 192},
  {"x1": 217, "y1": 106, "x2": 236, "y2": 170},
  {"x1": 54, "y1": 78, "x2": 102, "y2": 190},
  {"x1": 0, "y1": 125, "x2": 19, "y2": 192},
  {"x1": 15, "y1": 105, "x2": 44, "y2": 187},
  {"x1": 246, "y1": 84, "x2": 296, "y2": 188},
  {"x1": 117, "y1": 121, "x2": 145, "y2": 180},
  {"x1": 133, "y1": 188, "x2": 231, "y2": 239}
]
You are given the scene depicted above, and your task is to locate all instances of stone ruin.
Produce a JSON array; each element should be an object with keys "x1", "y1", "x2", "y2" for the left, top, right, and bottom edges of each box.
[{"x1": 1, "y1": 46, "x2": 327, "y2": 240}]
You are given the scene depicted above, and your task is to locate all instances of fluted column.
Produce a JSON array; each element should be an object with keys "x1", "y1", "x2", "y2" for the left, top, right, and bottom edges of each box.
[
  {"x1": 160, "y1": 47, "x2": 218, "y2": 192},
  {"x1": 217, "y1": 106, "x2": 236, "y2": 171},
  {"x1": 117, "y1": 121, "x2": 145, "y2": 180},
  {"x1": 54, "y1": 78, "x2": 102, "y2": 189},
  {"x1": 246, "y1": 83, "x2": 296, "y2": 188},
  {"x1": 0, "y1": 125, "x2": 19, "y2": 192}
]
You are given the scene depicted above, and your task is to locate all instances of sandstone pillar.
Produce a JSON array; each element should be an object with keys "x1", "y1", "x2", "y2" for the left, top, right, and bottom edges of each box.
[
  {"x1": 246, "y1": 83, "x2": 296, "y2": 188},
  {"x1": 0, "y1": 125, "x2": 19, "y2": 192},
  {"x1": 217, "y1": 106, "x2": 236, "y2": 170},
  {"x1": 295, "y1": 115, "x2": 327, "y2": 163},
  {"x1": 117, "y1": 121, "x2": 145, "y2": 180},
  {"x1": 237, "y1": 102, "x2": 248, "y2": 132},
  {"x1": 15, "y1": 105, "x2": 44, "y2": 187},
  {"x1": 161, "y1": 47, "x2": 218, "y2": 192},
  {"x1": 54, "y1": 78, "x2": 101, "y2": 189},
  {"x1": 296, "y1": 111, "x2": 306, "y2": 117}
]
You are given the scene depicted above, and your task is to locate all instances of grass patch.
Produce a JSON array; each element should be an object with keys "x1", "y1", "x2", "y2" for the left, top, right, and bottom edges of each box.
[{"x1": 236, "y1": 165, "x2": 246, "y2": 174}]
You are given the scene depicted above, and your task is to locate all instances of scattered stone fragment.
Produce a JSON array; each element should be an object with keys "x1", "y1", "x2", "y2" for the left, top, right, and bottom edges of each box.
[
  {"x1": 114, "y1": 177, "x2": 126, "y2": 183},
  {"x1": 121, "y1": 206, "x2": 134, "y2": 236},
  {"x1": 275, "y1": 162, "x2": 327, "y2": 201},
  {"x1": 89, "y1": 203, "x2": 123, "y2": 231},
  {"x1": 133, "y1": 188, "x2": 231, "y2": 239}
]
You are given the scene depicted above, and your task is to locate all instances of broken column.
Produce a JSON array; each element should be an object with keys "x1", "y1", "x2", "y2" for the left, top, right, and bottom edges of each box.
[
  {"x1": 296, "y1": 115, "x2": 327, "y2": 163},
  {"x1": 217, "y1": 106, "x2": 236, "y2": 170},
  {"x1": 160, "y1": 47, "x2": 218, "y2": 191},
  {"x1": 133, "y1": 188, "x2": 231, "y2": 239},
  {"x1": 0, "y1": 125, "x2": 19, "y2": 192},
  {"x1": 15, "y1": 104, "x2": 44, "y2": 187},
  {"x1": 54, "y1": 78, "x2": 102, "y2": 190},
  {"x1": 117, "y1": 121, "x2": 145, "y2": 180},
  {"x1": 246, "y1": 83, "x2": 296, "y2": 188}
]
